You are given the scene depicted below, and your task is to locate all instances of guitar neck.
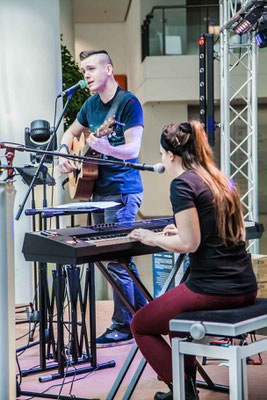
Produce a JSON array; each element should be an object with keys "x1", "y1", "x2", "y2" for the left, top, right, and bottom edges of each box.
[{"x1": 78, "y1": 118, "x2": 115, "y2": 158}]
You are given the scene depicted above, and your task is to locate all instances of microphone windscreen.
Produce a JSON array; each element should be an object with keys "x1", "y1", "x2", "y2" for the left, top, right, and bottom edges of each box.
[
  {"x1": 154, "y1": 163, "x2": 165, "y2": 174},
  {"x1": 79, "y1": 80, "x2": 87, "y2": 89}
]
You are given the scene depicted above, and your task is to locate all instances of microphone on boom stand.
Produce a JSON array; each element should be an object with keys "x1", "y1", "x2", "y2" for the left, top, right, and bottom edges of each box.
[
  {"x1": 57, "y1": 80, "x2": 87, "y2": 97},
  {"x1": 123, "y1": 162, "x2": 165, "y2": 174},
  {"x1": 0, "y1": 141, "x2": 166, "y2": 174}
]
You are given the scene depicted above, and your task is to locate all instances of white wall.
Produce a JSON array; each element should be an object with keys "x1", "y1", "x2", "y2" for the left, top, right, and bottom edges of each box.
[
  {"x1": 140, "y1": 101, "x2": 188, "y2": 217},
  {"x1": 139, "y1": 55, "x2": 200, "y2": 104},
  {"x1": 60, "y1": 0, "x2": 75, "y2": 56},
  {"x1": 75, "y1": 22, "x2": 127, "y2": 74},
  {"x1": 124, "y1": 0, "x2": 145, "y2": 94}
]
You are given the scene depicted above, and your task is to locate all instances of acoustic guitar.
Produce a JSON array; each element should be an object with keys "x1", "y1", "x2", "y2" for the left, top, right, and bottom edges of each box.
[{"x1": 68, "y1": 117, "x2": 116, "y2": 200}]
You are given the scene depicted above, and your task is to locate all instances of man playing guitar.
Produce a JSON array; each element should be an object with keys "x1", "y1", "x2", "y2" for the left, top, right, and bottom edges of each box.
[{"x1": 58, "y1": 50, "x2": 146, "y2": 347}]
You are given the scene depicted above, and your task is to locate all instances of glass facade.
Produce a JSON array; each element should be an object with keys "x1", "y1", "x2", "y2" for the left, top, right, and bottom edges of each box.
[{"x1": 143, "y1": 5, "x2": 219, "y2": 59}]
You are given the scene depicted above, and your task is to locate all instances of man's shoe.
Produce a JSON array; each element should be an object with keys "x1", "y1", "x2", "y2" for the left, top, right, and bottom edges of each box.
[{"x1": 95, "y1": 328, "x2": 134, "y2": 348}]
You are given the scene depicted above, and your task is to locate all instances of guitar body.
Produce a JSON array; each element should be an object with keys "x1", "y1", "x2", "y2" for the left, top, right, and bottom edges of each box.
[
  {"x1": 68, "y1": 117, "x2": 115, "y2": 200},
  {"x1": 68, "y1": 133, "x2": 97, "y2": 200}
]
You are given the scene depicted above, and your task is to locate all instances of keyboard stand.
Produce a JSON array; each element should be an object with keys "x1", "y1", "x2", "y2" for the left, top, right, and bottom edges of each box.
[{"x1": 105, "y1": 254, "x2": 186, "y2": 400}]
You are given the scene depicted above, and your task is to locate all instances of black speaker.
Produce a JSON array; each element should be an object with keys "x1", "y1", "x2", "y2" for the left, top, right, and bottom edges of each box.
[{"x1": 199, "y1": 34, "x2": 215, "y2": 147}]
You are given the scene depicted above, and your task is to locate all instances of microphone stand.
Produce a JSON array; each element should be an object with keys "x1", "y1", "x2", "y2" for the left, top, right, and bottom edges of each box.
[
  {"x1": 0, "y1": 144, "x2": 163, "y2": 171},
  {"x1": 15, "y1": 94, "x2": 72, "y2": 221}
]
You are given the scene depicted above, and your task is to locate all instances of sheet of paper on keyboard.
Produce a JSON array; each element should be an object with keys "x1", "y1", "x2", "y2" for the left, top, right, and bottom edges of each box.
[{"x1": 55, "y1": 201, "x2": 119, "y2": 210}]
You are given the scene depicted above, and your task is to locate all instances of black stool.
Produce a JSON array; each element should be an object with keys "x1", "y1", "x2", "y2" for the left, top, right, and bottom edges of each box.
[{"x1": 169, "y1": 298, "x2": 267, "y2": 399}]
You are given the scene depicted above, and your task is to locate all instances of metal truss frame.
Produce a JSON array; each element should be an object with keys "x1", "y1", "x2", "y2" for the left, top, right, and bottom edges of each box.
[{"x1": 220, "y1": 0, "x2": 259, "y2": 252}]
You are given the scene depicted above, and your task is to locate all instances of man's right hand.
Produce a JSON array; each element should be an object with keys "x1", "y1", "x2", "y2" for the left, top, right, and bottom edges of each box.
[
  {"x1": 58, "y1": 119, "x2": 87, "y2": 174},
  {"x1": 58, "y1": 149, "x2": 77, "y2": 174}
]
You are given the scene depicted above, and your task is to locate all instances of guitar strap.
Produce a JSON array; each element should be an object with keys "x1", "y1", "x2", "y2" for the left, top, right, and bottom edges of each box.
[{"x1": 105, "y1": 88, "x2": 127, "y2": 121}]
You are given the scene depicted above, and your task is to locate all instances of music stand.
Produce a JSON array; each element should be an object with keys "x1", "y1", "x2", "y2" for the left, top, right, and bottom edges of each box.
[{"x1": 16, "y1": 165, "x2": 55, "y2": 187}]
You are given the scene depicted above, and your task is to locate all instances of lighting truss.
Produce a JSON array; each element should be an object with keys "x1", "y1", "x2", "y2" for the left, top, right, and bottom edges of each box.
[{"x1": 220, "y1": 0, "x2": 259, "y2": 252}]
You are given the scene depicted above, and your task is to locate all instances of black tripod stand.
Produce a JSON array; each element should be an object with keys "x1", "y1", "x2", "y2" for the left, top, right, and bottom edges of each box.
[{"x1": 16, "y1": 165, "x2": 55, "y2": 343}]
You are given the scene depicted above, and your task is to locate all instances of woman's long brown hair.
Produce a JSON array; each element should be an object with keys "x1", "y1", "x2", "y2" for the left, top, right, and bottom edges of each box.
[{"x1": 162, "y1": 120, "x2": 244, "y2": 245}]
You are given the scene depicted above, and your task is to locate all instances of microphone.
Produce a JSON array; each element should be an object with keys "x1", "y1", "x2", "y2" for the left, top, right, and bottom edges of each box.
[
  {"x1": 124, "y1": 162, "x2": 165, "y2": 174},
  {"x1": 58, "y1": 80, "x2": 87, "y2": 97}
]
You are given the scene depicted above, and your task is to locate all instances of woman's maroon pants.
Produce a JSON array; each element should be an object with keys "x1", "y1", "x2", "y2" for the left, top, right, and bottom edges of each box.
[{"x1": 131, "y1": 282, "x2": 257, "y2": 385}]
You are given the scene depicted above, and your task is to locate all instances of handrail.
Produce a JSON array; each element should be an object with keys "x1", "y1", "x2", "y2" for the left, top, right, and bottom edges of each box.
[{"x1": 150, "y1": 4, "x2": 219, "y2": 13}]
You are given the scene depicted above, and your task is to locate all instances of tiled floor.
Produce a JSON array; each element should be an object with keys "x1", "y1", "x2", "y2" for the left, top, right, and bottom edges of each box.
[{"x1": 16, "y1": 301, "x2": 267, "y2": 399}]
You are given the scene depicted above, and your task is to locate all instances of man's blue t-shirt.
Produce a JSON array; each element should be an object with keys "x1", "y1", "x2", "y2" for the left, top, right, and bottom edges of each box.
[{"x1": 77, "y1": 86, "x2": 143, "y2": 195}]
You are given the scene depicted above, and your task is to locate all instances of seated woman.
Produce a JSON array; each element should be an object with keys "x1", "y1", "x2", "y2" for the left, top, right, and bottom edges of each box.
[{"x1": 129, "y1": 120, "x2": 257, "y2": 400}]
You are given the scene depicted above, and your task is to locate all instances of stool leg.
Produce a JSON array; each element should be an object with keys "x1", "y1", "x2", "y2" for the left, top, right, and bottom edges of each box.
[
  {"x1": 172, "y1": 338, "x2": 185, "y2": 400},
  {"x1": 229, "y1": 346, "x2": 242, "y2": 400},
  {"x1": 241, "y1": 357, "x2": 248, "y2": 400}
]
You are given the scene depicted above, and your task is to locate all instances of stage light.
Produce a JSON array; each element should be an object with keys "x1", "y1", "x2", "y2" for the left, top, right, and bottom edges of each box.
[
  {"x1": 199, "y1": 37, "x2": 205, "y2": 46},
  {"x1": 256, "y1": 28, "x2": 267, "y2": 46},
  {"x1": 26, "y1": 120, "x2": 50, "y2": 142},
  {"x1": 233, "y1": 6, "x2": 263, "y2": 35},
  {"x1": 25, "y1": 120, "x2": 56, "y2": 164},
  {"x1": 255, "y1": 15, "x2": 267, "y2": 47}
]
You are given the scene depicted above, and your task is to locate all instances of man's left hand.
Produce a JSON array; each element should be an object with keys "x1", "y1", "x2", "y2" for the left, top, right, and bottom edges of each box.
[{"x1": 87, "y1": 134, "x2": 112, "y2": 156}]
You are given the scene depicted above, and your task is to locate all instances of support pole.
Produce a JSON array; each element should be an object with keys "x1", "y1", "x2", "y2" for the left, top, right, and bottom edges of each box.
[{"x1": 0, "y1": 182, "x2": 16, "y2": 399}]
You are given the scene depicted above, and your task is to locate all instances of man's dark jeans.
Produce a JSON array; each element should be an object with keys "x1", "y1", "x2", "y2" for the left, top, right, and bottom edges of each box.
[{"x1": 92, "y1": 193, "x2": 147, "y2": 333}]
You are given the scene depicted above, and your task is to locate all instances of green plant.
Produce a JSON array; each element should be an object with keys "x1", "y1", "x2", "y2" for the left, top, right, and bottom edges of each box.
[{"x1": 61, "y1": 38, "x2": 90, "y2": 130}]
